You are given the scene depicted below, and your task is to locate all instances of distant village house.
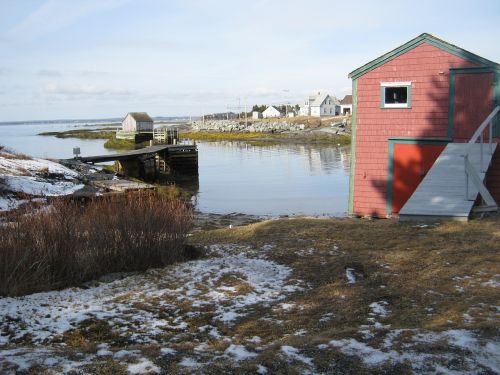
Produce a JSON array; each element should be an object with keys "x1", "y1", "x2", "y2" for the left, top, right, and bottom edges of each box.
[
  {"x1": 340, "y1": 95, "x2": 352, "y2": 115},
  {"x1": 299, "y1": 92, "x2": 340, "y2": 117},
  {"x1": 262, "y1": 106, "x2": 283, "y2": 118},
  {"x1": 122, "y1": 112, "x2": 154, "y2": 132},
  {"x1": 252, "y1": 111, "x2": 263, "y2": 119}
]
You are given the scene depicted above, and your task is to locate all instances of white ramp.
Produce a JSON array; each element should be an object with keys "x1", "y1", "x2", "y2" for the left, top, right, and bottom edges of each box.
[{"x1": 399, "y1": 143, "x2": 497, "y2": 221}]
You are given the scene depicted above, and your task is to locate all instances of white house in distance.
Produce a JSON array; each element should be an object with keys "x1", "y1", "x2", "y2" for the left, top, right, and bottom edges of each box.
[
  {"x1": 121, "y1": 112, "x2": 154, "y2": 132},
  {"x1": 299, "y1": 92, "x2": 340, "y2": 117},
  {"x1": 340, "y1": 95, "x2": 352, "y2": 115},
  {"x1": 262, "y1": 106, "x2": 282, "y2": 118}
]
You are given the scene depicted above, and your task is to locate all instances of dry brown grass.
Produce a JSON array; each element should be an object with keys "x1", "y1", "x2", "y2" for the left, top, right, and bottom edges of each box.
[
  {"x1": 2, "y1": 214, "x2": 498, "y2": 373},
  {"x1": 0, "y1": 191, "x2": 193, "y2": 296},
  {"x1": 0, "y1": 149, "x2": 32, "y2": 160},
  {"x1": 189, "y1": 216, "x2": 500, "y2": 340}
]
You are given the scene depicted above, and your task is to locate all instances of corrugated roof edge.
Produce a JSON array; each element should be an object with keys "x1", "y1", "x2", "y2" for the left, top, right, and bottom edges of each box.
[{"x1": 348, "y1": 33, "x2": 500, "y2": 80}]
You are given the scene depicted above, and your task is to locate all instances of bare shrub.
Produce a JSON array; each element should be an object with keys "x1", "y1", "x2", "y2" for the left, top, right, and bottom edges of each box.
[{"x1": 0, "y1": 191, "x2": 193, "y2": 296}]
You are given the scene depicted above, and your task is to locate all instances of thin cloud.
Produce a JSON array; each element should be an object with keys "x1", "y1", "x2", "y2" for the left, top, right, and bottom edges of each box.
[
  {"x1": 7, "y1": 0, "x2": 131, "y2": 41},
  {"x1": 44, "y1": 83, "x2": 133, "y2": 97},
  {"x1": 79, "y1": 70, "x2": 111, "y2": 77},
  {"x1": 38, "y1": 69, "x2": 62, "y2": 77}
]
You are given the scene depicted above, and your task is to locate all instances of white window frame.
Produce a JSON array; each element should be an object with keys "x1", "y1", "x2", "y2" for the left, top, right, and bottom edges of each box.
[{"x1": 380, "y1": 81, "x2": 412, "y2": 109}]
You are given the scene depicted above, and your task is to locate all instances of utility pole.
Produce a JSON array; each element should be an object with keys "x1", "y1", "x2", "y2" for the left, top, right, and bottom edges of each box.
[{"x1": 244, "y1": 100, "x2": 247, "y2": 126}]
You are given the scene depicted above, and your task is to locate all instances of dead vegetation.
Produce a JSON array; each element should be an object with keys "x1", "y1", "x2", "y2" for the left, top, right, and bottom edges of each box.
[
  {"x1": 190, "y1": 216, "x2": 499, "y2": 333},
  {"x1": 1, "y1": 215, "x2": 498, "y2": 373},
  {"x1": 0, "y1": 191, "x2": 193, "y2": 296}
]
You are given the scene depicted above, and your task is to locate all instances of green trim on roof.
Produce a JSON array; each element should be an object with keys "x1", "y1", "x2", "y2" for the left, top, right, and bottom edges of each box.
[
  {"x1": 348, "y1": 33, "x2": 500, "y2": 80},
  {"x1": 386, "y1": 138, "x2": 451, "y2": 216},
  {"x1": 347, "y1": 79, "x2": 358, "y2": 216}
]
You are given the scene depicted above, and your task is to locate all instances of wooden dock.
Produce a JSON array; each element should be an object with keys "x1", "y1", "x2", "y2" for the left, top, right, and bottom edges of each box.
[
  {"x1": 77, "y1": 144, "x2": 198, "y2": 180},
  {"x1": 79, "y1": 144, "x2": 194, "y2": 163}
]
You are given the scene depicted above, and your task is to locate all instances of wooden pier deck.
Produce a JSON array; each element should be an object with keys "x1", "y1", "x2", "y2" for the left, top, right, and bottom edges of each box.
[{"x1": 79, "y1": 144, "x2": 196, "y2": 164}]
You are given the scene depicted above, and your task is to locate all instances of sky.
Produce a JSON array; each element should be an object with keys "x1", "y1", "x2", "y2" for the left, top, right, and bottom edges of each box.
[{"x1": 0, "y1": 0, "x2": 499, "y2": 121}]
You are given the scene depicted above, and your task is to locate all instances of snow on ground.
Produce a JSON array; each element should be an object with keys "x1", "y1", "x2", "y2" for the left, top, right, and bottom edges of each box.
[
  {"x1": 0, "y1": 196, "x2": 27, "y2": 212},
  {"x1": 224, "y1": 344, "x2": 258, "y2": 361},
  {"x1": 345, "y1": 268, "x2": 356, "y2": 284},
  {"x1": 3, "y1": 176, "x2": 84, "y2": 196},
  {"x1": 0, "y1": 244, "x2": 304, "y2": 373},
  {"x1": 325, "y1": 329, "x2": 500, "y2": 374},
  {"x1": 281, "y1": 345, "x2": 314, "y2": 367},
  {"x1": 0, "y1": 152, "x2": 83, "y2": 211},
  {"x1": 0, "y1": 153, "x2": 78, "y2": 178}
]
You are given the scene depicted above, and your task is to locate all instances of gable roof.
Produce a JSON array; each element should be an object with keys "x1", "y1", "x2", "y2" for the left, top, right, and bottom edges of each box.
[
  {"x1": 127, "y1": 112, "x2": 153, "y2": 122},
  {"x1": 264, "y1": 105, "x2": 281, "y2": 113},
  {"x1": 309, "y1": 92, "x2": 340, "y2": 107},
  {"x1": 348, "y1": 33, "x2": 500, "y2": 80},
  {"x1": 340, "y1": 95, "x2": 352, "y2": 105}
]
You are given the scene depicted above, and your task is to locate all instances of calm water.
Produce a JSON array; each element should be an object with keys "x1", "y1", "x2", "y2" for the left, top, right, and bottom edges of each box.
[{"x1": 0, "y1": 121, "x2": 350, "y2": 216}]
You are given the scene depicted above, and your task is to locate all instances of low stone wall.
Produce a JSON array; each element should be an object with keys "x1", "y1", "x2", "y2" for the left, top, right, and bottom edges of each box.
[{"x1": 190, "y1": 120, "x2": 306, "y2": 133}]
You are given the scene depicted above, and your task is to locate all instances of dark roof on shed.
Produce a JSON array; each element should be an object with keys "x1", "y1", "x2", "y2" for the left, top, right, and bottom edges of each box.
[
  {"x1": 340, "y1": 95, "x2": 352, "y2": 105},
  {"x1": 348, "y1": 33, "x2": 500, "y2": 80},
  {"x1": 127, "y1": 112, "x2": 153, "y2": 122}
]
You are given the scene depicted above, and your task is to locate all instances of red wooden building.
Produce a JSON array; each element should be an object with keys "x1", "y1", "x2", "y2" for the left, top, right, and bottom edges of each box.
[{"x1": 348, "y1": 33, "x2": 500, "y2": 220}]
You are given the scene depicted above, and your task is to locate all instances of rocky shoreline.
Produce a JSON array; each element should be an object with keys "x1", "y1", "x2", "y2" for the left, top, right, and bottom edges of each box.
[{"x1": 191, "y1": 120, "x2": 307, "y2": 133}]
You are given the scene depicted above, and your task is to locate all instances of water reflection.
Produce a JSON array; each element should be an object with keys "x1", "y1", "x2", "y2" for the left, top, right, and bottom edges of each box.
[
  {"x1": 194, "y1": 141, "x2": 350, "y2": 216},
  {"x1": 0, "y1": 122, "x2": 351, "y2": 217}
]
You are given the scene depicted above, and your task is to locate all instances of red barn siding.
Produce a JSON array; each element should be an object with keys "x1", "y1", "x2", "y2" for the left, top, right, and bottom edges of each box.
[
  {"x1": 454, "y1": 72, "x2": 494, "y2": 141},
  {"x1": 352, "y1": 42, "x2": 476, "y2": 217}
]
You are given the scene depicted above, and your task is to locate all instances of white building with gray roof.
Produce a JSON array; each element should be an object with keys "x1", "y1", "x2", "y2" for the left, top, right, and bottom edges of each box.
[{"x1": 299, "y1": 92, "x2": 340, "y2": 117}]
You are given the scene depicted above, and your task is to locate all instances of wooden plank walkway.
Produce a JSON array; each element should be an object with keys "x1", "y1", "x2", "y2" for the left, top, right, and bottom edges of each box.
[
  {"x1": 79, "y1": 145, "x2": 197, "y2": 163},
  {"x1": 399, "y1": 143, "x2": 497, "y2": 221}
]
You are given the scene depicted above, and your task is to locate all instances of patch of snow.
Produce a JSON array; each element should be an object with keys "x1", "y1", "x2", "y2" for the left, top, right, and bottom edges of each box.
[
  {"x1": 179, "y1": 357, "x2": 200, "y2": 368},
  {"x1": 224, "y1": 344, "x2": 258, "y2": 361},
  {"x1": 328, "y1": 338, "x2": 399, "y2": 366},
  {"x1": 0, "y1": 196, "x2": 26, "y2": 211},
  {"x1": 319, "y1": 312, "x2": 334, "y2": 323},
  {"x1": 247, "y1": 336, "x2": 261, "y2": 344},
  {"x1": 294, "y1": 329, "x2": 307, "y2": 336},
  {"x1": 279, "y1": 303, "x2": 296, "y2": 310},
  {"x1": 296, "y1": 248, "x2": 315, "y2": 256},
  {"x1": 3, "y1": 176, "x2": 83, "y2": 196},
  {"x1": 160, "y1": 348, "x2": 176, "y2": 356},
  {"x1": 257, "y1": 364, "x2": 268, "y2": 374},
  {"x1": 96, "y1": 343, "x2": 112, "y2": 356},
  {"x1": 0, "y1": 245, "x2": 303, "y2": 348},
  {"x1": 281, "y1": 346, "x2": 314, "y2": 367},
  {"x1": 482, "y1": 278, "x2": 500, "y2": 287},
  {"x1": 127, "y1": 358, "x2": 160, "y2": 374},
  {"x1": 345, "y1": 268, "x2": 356, "y2": 284},
  {"x1": 114, "y1": 350, "x2": 141, "y2": 359},
  {"x1": 0, "y1": 155, "x2": 78, "y2": 178},
  {"x1": 369, "y1": 301, "x2": 389, "y2": 317},
  {"x1": 328, "y1": 328, "x2": 500, "y2": 373}
]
